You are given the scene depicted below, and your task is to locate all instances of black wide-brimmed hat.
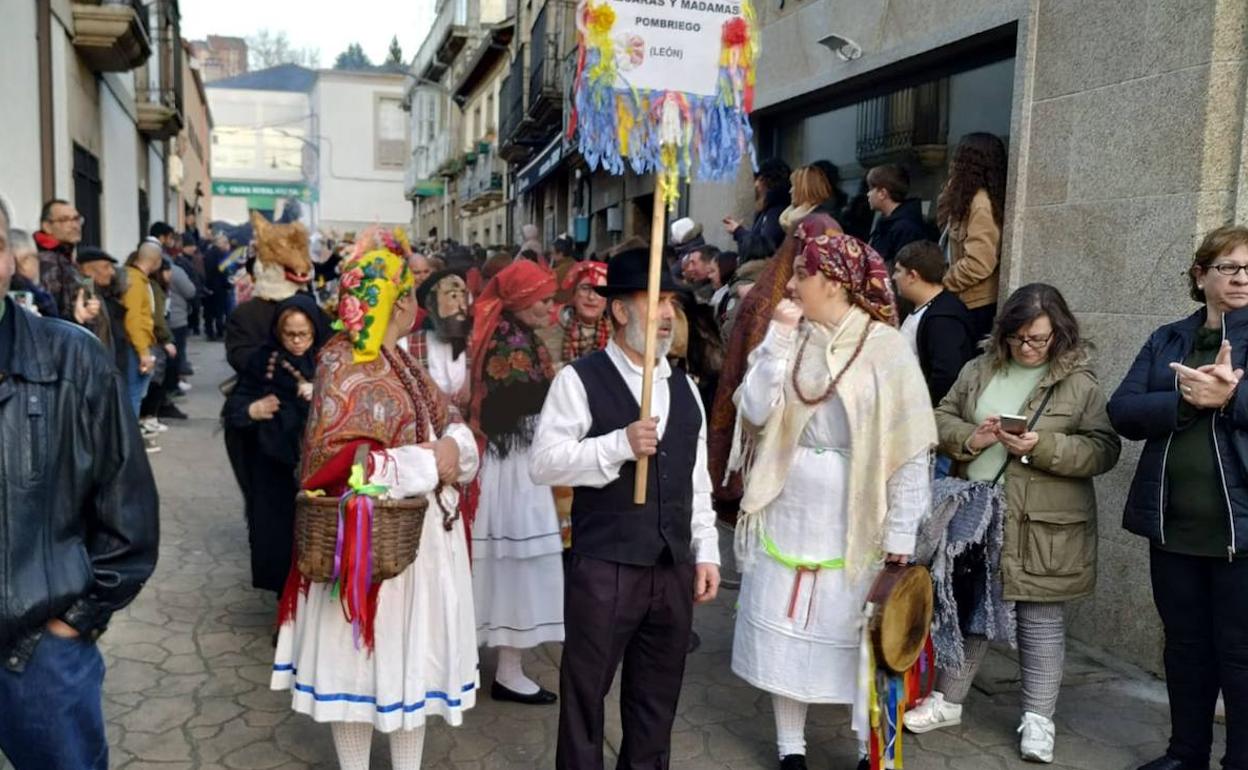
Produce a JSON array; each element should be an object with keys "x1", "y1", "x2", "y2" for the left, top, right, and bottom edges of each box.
[{"x1": 595, "y1": 239, "x2": 686, "y2": 297}]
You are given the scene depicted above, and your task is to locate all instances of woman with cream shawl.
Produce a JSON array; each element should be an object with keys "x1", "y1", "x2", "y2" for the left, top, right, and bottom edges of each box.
[{"x1": 729, "y1": 215, "x2": 936, "y2": 770}]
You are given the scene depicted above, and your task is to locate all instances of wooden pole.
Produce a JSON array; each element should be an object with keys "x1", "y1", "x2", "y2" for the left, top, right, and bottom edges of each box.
[{"x1": 634, "y1": 181, "x2": 667, "y2": 504}]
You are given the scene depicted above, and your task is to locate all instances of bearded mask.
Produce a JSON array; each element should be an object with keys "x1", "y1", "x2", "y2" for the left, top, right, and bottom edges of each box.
[{"x1": 421, "y1": 272, "x2": 471, "y2": 356}]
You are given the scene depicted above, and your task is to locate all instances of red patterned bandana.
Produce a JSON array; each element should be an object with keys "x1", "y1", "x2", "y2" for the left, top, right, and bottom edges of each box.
[{"x1": 795, "y1": 215, "x2": 897, "y2": 326}]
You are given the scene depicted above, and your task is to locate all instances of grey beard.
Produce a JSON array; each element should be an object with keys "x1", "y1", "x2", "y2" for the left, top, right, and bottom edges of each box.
[{"x1": 624, "y1": 314, "x2": 673, "y2": 361}]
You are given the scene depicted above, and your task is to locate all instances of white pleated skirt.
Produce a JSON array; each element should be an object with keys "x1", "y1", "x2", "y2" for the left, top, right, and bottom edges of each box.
[
  {"x1": 271, "y1": 502, "x2": 479, "y2": 732},
  {"x1": 472, "y1": 446, "x2": 565, "y2": 649}
]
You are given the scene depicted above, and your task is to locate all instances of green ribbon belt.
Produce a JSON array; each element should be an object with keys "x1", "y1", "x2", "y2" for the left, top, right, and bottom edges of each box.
[{"x1": 759, "y1": 529, "x2": 845, "y2": 571}]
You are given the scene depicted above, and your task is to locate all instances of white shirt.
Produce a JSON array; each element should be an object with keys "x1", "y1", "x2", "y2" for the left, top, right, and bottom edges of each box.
[
  {"x1": 399, "y1": 332, "x2": 467, "y2": 397},
  {"x1": 899, "y1": 301, "x2": 929, "y2": 356},
  {"x1": 528, "y1": 340, "x2": 721, "y2": 565}
]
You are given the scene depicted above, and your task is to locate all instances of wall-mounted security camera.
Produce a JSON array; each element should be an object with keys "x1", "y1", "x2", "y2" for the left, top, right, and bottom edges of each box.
[{"x1": 817, "y1": 33, "x2": 863, "y2": 62}]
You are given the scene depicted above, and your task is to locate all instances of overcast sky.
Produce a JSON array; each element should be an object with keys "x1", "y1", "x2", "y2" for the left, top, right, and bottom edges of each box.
[{"x1": 180, "y1": 1, "x2": 435, "y2": 68}]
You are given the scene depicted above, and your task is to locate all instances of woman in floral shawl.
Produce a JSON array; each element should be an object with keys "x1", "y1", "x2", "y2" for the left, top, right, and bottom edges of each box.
[
  {"x1": 270, "y1": 228, "x2": 481, "y2": 770},
  {"x1": 467, "y1": 259, "x2": 565, "y2": 705}
]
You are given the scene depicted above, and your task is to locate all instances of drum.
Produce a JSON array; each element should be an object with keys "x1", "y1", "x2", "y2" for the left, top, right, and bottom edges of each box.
[{"x1": 866, "y1": 563, "x2": 934, "y2": 674}]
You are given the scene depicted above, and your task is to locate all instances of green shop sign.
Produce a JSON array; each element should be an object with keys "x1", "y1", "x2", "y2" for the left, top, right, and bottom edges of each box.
[{"x1": 212, "y1": 181, "x2": 318, "y2": 203}]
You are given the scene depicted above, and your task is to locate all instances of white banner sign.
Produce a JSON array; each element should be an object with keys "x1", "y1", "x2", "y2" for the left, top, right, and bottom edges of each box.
[{"x1": 604, "y1": 0, "x2": 742, "y2": 97}]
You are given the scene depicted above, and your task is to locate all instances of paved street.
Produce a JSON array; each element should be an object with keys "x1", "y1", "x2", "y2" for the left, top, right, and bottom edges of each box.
[{"x1": 32, "y1": 339, "x2": 1222, "y2": 769}]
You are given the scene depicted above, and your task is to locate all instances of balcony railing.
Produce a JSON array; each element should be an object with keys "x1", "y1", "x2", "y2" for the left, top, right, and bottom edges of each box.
[
  {"x1": 498, "y1": 49, "x2": 526, "y2": 157},
  {"x1": 135, "y1": 0, "x2": 184, "y2": 139},
  {"x1": 855, "y1": 78, "x2": 949, "y2": 170},
  {"x1": 72, "y1": 0, "x2": 152, "y2": 72},
  {"x1": 459, "y1": 148, "x2": 506, "y2": 211},
  {"x1": 528, "y1": 3, "x2": 561, "y2": 125},
  {"x1": 413, "y1": 0, "x2": 470, "y2": 80}
]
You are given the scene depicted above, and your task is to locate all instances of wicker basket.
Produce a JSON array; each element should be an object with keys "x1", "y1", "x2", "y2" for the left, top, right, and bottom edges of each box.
[{"x1": 294, "y1": 447, "x2": 428, "y2": 583}]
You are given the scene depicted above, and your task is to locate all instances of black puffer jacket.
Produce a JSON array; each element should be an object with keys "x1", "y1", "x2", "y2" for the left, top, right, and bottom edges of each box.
[
  {"x1": 868, "y1": 198, "x2": 930, "y2": 265},
  {"x1": 0, "y1": 298, "x2": 159, "y2": 670},
  {"x1": 1108, "y1": 305, "x2": 1248, "y2": 557}
]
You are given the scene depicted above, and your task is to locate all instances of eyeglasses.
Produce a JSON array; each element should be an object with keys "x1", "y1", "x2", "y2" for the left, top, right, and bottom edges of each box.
[
  {"x1": 1005, "y1": 333, "x2": 1053, "y2": 350},
  {"x1": 1206, "y1": 263, "x2": 1248, "y2": 277},
  {"x1": 281, "y1": 331, "x2": 313, "y2": 341},
  {"x1": 47, "y1": 215, "x2": 85, "y2": 226}
]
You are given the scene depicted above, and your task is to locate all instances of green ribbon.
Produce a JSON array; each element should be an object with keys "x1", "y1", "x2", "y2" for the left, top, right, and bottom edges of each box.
[
  {"x1": 346, "y1": 462, "x2": 389, "y2": 498},
  {"x1": 759, "y1": 529, "x2": 845, "y2": 572}
]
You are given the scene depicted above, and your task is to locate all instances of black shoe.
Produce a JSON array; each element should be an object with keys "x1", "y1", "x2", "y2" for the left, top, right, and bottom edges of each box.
[
  {"x1": 687, "y1": 630, "x2": 701, "y2": 654},
  {"x1": 1138, "y1": 757, "x2": 1210, "y2": 770},
  {"x1": 490, "y1": 681, "x2": 557, "y2": 705},
  {"x1": 856, "y1": 760, "x2": 869, "y2": 770},
  {"x1": 779, "y1": 755, "x2": 807, "y2": 770},
  {"x1": 157, "y1": 404, "x2": 189, "y2": 420}
]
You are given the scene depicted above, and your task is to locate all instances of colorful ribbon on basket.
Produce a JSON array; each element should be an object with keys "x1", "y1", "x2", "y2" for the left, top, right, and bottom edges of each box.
[
  {"x1": 333, "y1": 461, "x2": 389, "y2": 649},
  {"x1": 867, "y1": 633, "x2": 936, "y2": 769}
]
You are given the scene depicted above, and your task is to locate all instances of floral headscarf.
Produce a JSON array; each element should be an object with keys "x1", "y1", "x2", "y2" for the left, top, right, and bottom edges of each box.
[
  {"x1": 335, "y1": 227, "x2": 416, "y2": 363},
  {"x1": 794, "y1": 214, "x2": 897, "y2": 326}
]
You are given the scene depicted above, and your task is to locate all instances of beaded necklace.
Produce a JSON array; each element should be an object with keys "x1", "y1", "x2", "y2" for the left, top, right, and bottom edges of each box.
[
  {"x1": 790, "y1": 321, "x2": 874, "y2": 406},
  {"x1": 380, "y1": 345, "x2": 460, "y2": 530}
]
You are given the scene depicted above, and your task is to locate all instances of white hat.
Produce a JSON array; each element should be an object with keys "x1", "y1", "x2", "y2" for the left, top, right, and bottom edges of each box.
[{"x1": 669, "y1": 217, "x2": 702, "y2": 247}]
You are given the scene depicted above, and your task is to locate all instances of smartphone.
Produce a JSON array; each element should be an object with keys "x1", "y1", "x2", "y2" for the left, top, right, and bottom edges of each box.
[{"x1": 999, "y1": 414, "x2": 1028, "y2": 435}]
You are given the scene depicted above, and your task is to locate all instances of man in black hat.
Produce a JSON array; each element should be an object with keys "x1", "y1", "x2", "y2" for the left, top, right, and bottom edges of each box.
[
  {"x1": 529, "y1": 236, "x2": 721, "y2": 769},
  {"x1": 400, "y1": 268, "x2": 471, "y2": 408},
  {"x1": 76, "y1": 247, "x2": 128, "y2": 372}
]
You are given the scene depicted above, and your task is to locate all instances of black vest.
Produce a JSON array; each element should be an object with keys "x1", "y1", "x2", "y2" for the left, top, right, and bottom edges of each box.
[{"x1": 569, "y1": 351, "x2": 701, "y2": 566}]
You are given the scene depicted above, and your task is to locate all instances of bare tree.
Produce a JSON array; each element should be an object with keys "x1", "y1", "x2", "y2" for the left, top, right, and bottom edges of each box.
[{"x1": 247, "y1": 28, "x2": 321, "y2": 70}]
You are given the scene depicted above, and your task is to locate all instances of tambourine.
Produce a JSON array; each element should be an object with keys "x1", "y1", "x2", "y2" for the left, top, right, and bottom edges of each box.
[{"x1": 866, "y1": 563, "x2": 934, "y2": 674}]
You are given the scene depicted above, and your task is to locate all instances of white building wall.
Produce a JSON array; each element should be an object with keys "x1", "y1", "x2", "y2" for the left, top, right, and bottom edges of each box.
[
  {"x1": 0, "y1": 0, "x2": 43, "y2": 229},
  {"x1": 149, "y1": 144, "x2": 168, "y2": 226},
  {"x1": 100, "y1": 86, "x2": 140, "y2": 257},
  {"x1": 313, "y1": 76, "x2": 409, "y2": 231},
  {"x1": 51, "y1": 19, "x2": 73, "y2": 200}
]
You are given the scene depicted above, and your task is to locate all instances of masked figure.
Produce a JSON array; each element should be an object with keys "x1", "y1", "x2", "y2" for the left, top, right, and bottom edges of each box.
[{"x1": 402, "y1": 270, "x2": 471, "y2": 409}]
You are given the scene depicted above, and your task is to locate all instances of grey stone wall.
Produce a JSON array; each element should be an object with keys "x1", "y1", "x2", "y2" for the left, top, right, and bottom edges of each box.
[
  {"x1": 1005, "y1": 0, "x2": 1248, "y2": 673},
  {"x1": 688, "y1": 0, "x2": 1248, "y2": 673}
]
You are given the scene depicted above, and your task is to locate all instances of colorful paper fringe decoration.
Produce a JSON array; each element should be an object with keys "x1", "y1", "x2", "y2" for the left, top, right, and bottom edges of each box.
[
  {"x1": 868, "y1": 635, "x2": 936, "y2": 770},
  {"x1": 570, "y1": 0, "x2": 759, "y2": 208}
]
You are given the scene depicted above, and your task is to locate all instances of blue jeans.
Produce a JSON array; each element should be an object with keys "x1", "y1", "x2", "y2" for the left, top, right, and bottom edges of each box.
[
  {"x1": 126, "y1": 348, "x2": 152, "y2": 418},
  {"x1": 0, "y1": 633, "x2": 108, "y2": 769},
  {"x1": 934, "y1": 453, "x2": 954, "y2": 480}
]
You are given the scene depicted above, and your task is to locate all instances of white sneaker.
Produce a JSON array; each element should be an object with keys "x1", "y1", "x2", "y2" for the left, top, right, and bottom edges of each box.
[
  {"x1": 178, "y1": 381, "x2": 193, "y2": 393},
  {"x1": 141, "y1": 417, "x2": 168, "y2": 434},
  {"x1": 1018, "y1": 711, "x2": 1055, "y2": 763},
  {"x1": 143, "y1": 436, "x2": 162, "y2": 454},
  {"x1": 903, "y1": 692, "x2": 962, "y2": 734}
]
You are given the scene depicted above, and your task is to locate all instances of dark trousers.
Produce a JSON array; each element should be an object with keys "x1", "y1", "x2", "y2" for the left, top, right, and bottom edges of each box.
[
  {"x1": 173, "y1": 325, "x2": 191, "y2": 376},
  {"x1": 968, "y1": 304, "x2": 997, "y2": 341},
  {"x1": 557, "y1": 554, "x2": 695, "y2": 770},
  {"x1": 188, "y1": 298, "x2": 202, "y2": 334},
  {"x1": 0, "y1": 633, "x2": 107, "y2": 769},
  {"x1": 1151, "y1": 548, "x2": 1248, "y2": 769}
]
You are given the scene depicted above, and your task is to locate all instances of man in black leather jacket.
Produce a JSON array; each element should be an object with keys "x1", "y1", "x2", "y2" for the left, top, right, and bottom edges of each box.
[{"x1": 0, "y1": 200, "x2": 160, "y2": 769}]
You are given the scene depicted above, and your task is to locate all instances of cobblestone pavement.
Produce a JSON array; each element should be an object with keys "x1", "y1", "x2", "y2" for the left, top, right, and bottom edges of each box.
[{"x1": 16, "y1": 339, "x2": 1222, "y2": 770}]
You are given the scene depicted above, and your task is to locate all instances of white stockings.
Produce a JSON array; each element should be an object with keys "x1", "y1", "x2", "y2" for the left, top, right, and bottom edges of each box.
[
  {"x1": 330, "y1": 722, "x2": 427, "y2": 770},
  {"x1": 495, "y1": 646, "x2": 540, "y2": 695}
]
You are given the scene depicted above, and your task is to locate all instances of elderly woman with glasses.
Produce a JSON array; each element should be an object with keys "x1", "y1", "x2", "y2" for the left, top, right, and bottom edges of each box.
[
  {"x1": 905, "y1": 283, "x2": 1120, "y2": 764},
  {"x1": 1108, "y1": 224, "x2": 1248, "y2": 770}
]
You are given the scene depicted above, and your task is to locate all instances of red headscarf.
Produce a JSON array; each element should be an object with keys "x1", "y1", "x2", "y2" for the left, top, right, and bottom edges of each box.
[
  {"x1": 794, "y1": 215, "x2": 897, "y2": 326},
  {"x1": 560, "y1": 260, "x2": 608, "y2": 292},
  {"x1": 468, "y1": 260, "x2": 557, "y2": 429}
]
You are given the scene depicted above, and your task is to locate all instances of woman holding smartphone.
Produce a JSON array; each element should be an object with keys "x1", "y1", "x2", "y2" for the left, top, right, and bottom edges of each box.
[{"x1": 904, "y1": 283, "x2": 1120, "y2": 764}]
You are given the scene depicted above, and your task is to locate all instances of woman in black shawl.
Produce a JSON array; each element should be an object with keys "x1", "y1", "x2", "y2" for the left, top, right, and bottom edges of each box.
[{"x1": 224, "y1": 292, "x2": 328, "y2": 593}]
